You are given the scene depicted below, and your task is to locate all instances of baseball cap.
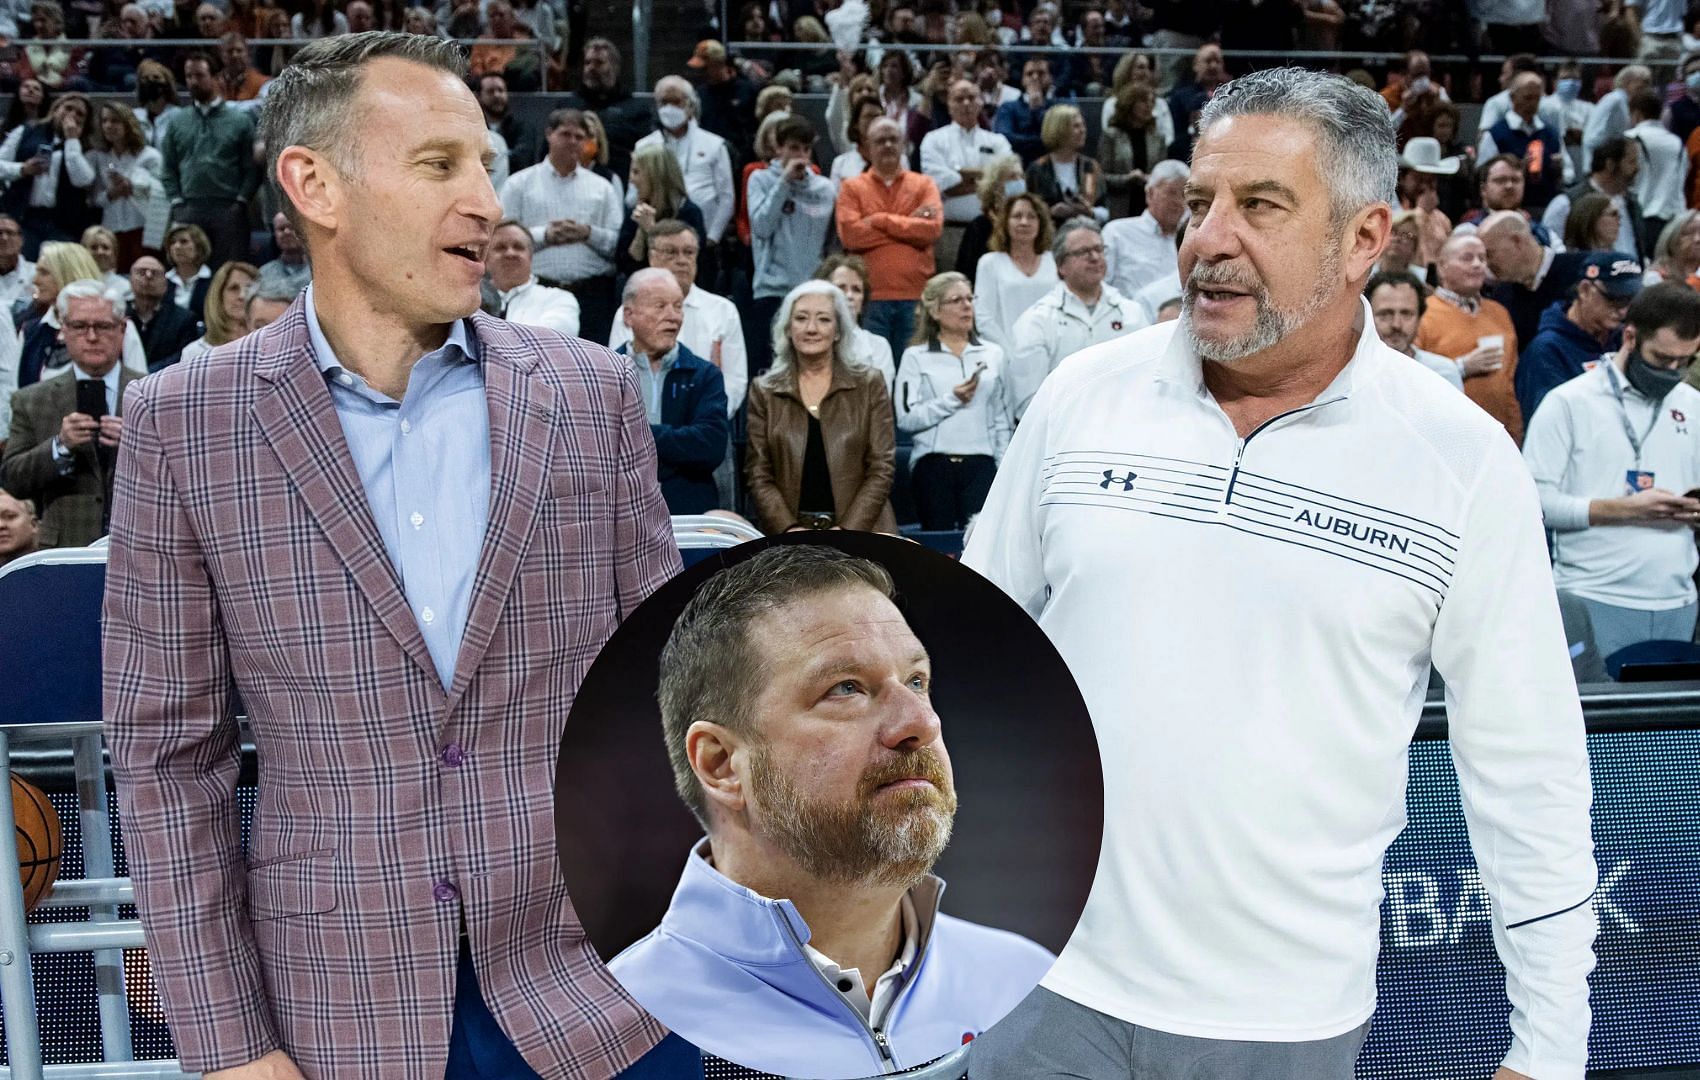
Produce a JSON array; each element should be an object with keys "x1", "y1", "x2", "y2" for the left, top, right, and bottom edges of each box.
[
  {"x1": 1580, "y1": 252, "x2": 1644, "y2": 300},
  {"x1": 686, "y1": 40, "x2": 726, "y2": 68}
]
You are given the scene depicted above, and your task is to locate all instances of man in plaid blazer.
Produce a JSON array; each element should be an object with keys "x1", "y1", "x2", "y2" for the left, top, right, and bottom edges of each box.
[{"x1": 103, "y1": 34, "x2": 687, "y2": 1080}]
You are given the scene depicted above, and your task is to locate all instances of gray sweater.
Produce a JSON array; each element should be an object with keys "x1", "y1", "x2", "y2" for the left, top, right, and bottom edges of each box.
[{"x1": 748, "y1": 163, "x2": 835, "y2": 300}]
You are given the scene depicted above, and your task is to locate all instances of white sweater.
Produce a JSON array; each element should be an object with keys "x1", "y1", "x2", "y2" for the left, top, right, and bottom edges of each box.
[
  {"x1": 973, "y1": 251, "x2": 1057, "y2": 355},
  {"x1": 963, "y1": 299, "x2": 1596, "y2": 1079}
]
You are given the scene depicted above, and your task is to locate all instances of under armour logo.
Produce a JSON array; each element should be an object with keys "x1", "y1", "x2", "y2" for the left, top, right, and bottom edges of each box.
[{"x1": 1100, "y1": 469, "x2": 1137, "y2": 491}]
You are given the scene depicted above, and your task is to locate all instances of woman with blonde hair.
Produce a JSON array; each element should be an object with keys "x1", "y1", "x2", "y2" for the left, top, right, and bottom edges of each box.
[
  {"x1": 954, "y1": 154, "x2": 1025, "y2": 281},
  {"x1": 87, "y1": 101, "x2": 163, "y2": 271},
  {"x1": 80, "y1": 225, "x2": 131, "y2": 298},
  {"x1": 974, "y1": 192, "x2": 1057, "y2": 351},
  {"x1": 1026, "y1": 104, "x2": 1103, "y2": 226},
  {"x1": 16, "y1": 240, "x2": 146, "y2": 386},
  {"x1": 577, "y1": 110, "x2": 625, "y2": 207},
  {"x1": 178, "y1": 260, "x2": 259, "y2": 366},
  {"x1": 897, "y1": 271, "x2": 1012, "y2": 529},
  {"x1": 1647, "y1": 210, "x2": 1700, "y2": 287},
  {"x1": 618, "y1": 143, "x2": 706, "y2": 276},
  {"x1": 746, "y1": 280, "x2": 896, "y2": 535}
]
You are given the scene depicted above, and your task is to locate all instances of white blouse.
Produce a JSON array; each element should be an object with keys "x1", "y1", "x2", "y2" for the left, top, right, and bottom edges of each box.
[{"x1": 973, "y1": 251, "x2": 1058, "y2": 353}]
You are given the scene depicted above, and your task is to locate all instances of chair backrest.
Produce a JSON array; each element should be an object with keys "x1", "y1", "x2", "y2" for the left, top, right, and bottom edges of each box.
[
  {"x1": 899, "y1": 527, "x2": 966, "y2": 558},
  {"x1": 670, "y1": 514, "x2": 764, "y2": 542},
  {"x1": 0, "y1": 546, "x2": 108, "y2": 725}
]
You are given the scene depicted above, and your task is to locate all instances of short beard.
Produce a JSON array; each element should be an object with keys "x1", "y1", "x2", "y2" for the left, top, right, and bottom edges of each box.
[
  {"x1": 1181, "y1": 239, "x2": 1342, "y2": 365},
  {"x1": 748, "y1": 744, "x2": 957, "y2": 889}
]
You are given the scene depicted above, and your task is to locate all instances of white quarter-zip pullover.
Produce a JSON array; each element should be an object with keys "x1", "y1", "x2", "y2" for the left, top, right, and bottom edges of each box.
[{"x1": 963, "y1": 300, "x2": 1596, "y2": 1080}]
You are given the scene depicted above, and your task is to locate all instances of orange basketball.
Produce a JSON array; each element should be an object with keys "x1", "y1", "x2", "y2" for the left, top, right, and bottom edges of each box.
[{"x1": 12, "y1": 774, "x2": 61, "y2": 913}]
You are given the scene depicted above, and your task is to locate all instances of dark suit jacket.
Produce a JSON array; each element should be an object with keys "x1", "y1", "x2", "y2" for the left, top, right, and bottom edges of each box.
[
  {"x1": 101, "y1": 303, "x2": 679, "y2": 1077},
  {"x1": 1, "y1": 368, "x2": 137, "y2": 547},
  {"x1": 131, "y1": 301, "x2": 201, "y2": 371},
  {"x1": 1486, "y1": 251, "x2": 1589, "y2": 354},
  {"x1": 615, "y1": 341, "x2": 728, "y2": 514}
]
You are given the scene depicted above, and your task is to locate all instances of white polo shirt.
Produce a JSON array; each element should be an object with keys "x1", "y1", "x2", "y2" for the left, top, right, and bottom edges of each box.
[
  {"x1": 1103, "y1": 211, "x2": 1179, "y2": 301},
  {"x1": 963, "y1": 300, "x2": 1596, "y2": 1080},
  {"x1": 1523, "y1": 358, "x2": 1700, "y2": 609}
]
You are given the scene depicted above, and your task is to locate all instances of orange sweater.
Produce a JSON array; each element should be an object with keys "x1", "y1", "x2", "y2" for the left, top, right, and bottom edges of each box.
[
  {"x1": 1415, "y1": 292, "x2": 1523, "y2": 444},
  {"x1": 835, "y1": 168, "x2": 944, "y2": 302}
]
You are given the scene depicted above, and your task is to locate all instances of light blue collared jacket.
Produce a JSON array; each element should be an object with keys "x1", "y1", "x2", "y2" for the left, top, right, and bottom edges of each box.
[{"x1": 609, "y1": 842, "x2": 1055, "y2": 1079}]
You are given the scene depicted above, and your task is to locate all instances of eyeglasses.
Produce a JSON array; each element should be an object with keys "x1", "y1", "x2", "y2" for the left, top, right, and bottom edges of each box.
[
  {"x1": 938, "y1": 294, "x2": 973, "y2": 307},
  {"x1": 64, "y1": 320, "x2": 123, "y2": 335},
  {"x1": 651, "y1": 246, "x2": 698, "y2": 260},
  {"x1": 1063, "y1": 243, "x2": 1106, "y2": 260},
  {"x1": 130, "y1": 267, "x2": 162, "y2": 277}
]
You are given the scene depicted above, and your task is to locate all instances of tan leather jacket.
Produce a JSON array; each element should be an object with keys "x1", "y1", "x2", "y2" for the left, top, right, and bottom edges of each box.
[{"x1": 745, "y1": 362, "x2": 897, "y2": 535}]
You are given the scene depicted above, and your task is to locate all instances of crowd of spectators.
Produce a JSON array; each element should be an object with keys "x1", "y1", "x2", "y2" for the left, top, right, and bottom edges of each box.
[{"x1": 5, "y1": 1, "x2": 1700, "y2": 663}]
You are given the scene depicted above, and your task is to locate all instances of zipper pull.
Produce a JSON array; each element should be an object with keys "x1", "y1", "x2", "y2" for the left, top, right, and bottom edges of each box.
[{"x1": 873, "y1": 1028, "x2": 894, "y2": 1064}]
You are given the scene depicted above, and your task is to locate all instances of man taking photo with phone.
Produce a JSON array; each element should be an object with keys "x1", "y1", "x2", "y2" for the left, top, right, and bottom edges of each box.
[
  {"x1": 1, "y1": 280, "x2": 134, "y2": 547},
  {"x1": 1524, "y1": 281, "x2": 1700, "y2": 659}
]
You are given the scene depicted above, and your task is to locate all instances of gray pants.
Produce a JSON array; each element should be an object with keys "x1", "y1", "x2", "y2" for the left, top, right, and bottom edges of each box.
[
  {"x1": 968, "y1": 988, "x2": 1370, "y2": 1080},
  {"x1": 1576, "y1": 597, "x2": 1699, "y2": 661}
]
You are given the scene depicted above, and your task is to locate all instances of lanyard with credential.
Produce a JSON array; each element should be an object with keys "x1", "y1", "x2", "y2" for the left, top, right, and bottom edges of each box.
[{"x1": 1604, "y1": 362, "x2": 1661, "y2": 469}]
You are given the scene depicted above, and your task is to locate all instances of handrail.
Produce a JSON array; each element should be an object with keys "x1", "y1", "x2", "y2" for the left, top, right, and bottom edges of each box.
[{"x1": 723, "y1": 38, "x2": 1645, "y2": 68}]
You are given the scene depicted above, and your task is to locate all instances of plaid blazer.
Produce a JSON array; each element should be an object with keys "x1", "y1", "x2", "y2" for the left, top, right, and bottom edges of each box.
[
  {"x1": 102, "y1": 299, "x2": 681, "y2": 1078},
  {"x1": 1, "y1": 368, "x2": 138, "y2": 547}
]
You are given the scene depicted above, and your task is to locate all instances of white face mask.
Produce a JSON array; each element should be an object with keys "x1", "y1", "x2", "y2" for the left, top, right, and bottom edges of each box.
[{"x1": 657, "y1": 104, "x2": 688, "y2": 130}]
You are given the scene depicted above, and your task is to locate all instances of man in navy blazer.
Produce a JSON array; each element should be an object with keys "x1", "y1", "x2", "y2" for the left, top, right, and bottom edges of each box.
[{"x1": 616, "y1": 267, "x2": 728, "y2": 515}]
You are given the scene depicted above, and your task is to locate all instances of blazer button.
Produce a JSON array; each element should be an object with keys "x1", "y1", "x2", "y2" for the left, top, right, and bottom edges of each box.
[
  {"x1": 440, "y1": 743, "x2": 465, "y2": 767},
  {"x1": 433, "y1": 881, "x2": 458, "y2": 903}
]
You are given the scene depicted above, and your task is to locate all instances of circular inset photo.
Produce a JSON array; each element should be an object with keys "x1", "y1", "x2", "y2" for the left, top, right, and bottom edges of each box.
[{"x1": 555, "y1": 531, "x2": 1103, "y2": 1080}]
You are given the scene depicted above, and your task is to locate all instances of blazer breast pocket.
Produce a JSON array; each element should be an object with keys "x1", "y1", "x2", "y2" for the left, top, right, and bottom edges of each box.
[
  {"x1": 247, "y1": 849, "x2": 337, "y2": 921},
  {"x1": 539, "y1": 473, "x2": 608, "y2": 532}
]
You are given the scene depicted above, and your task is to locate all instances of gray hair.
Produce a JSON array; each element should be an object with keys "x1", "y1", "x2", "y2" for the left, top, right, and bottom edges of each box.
[
  {"x1": 259, "y1": 32, "x2": 468, "y2": 242},
  {"x1": 1197, "y1": 67, "x2": 1397, "y2": 223},
  {"x1": 1615, "y1": 64, "x2": 1652, "y2": 89},
  {"x1": 622, "y1": 266, "x2": 680, "y2": 306},
  {"x1": 1052, "y1": 218, "x2": 1101, "y2": 262},
  {"x1": 654, "y1": 74, "x2": 700, "y2": 117},
  {"x1": 55, "y1": 280, "x2": 125, "y2": 322},
  {"x1": 244, "y1": 273, "x2": 304, "y2": 310},
  {"x1": 1147, "y1": 158, "x2": 1190, "y2": 189},
  {"x1": 766, "y1": 279, "x2": 866, "y2": 382}
]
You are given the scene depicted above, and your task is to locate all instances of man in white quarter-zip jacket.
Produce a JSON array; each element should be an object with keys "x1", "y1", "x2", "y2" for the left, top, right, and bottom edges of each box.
[{"x1": 965, "y1": 68, "x2": 1596, "y2": 1080}]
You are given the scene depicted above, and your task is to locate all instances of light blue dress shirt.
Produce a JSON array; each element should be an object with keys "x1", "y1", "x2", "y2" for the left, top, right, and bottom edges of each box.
[{"x1": 304, "y1": 284, "x2": 492, "y2": 691}]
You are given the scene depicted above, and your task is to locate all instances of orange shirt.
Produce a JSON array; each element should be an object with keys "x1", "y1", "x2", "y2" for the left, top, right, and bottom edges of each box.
[
  {"x1": 222, "y1": 68, "x2": 269, "y2": 102},
  {"x1": 1415, "y1": 292, "x2": 1523, "y2": 444},
  {"x1": 834, "y1": 168, "x2": 944, "y2": 302}
]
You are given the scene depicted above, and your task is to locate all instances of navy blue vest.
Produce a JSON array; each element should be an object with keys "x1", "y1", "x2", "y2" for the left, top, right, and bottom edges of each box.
[{"x1": 1488, "y1": 118, "x2": 1564, "y2": 210}]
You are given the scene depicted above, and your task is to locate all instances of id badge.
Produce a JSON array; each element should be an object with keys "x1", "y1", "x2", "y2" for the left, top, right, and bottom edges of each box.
[{"x1": 1626, "y1": 469, "x2": 1656, "y2": 495}]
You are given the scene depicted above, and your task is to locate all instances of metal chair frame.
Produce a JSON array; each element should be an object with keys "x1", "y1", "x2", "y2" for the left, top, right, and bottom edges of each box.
[{"x1": 0, "y1": 547, "x2": 193, "y2": 1079}]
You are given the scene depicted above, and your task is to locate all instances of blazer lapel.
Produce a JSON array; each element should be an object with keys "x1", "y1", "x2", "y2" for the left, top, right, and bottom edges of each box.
[
  {"x1": 249, "y1": 314, "x2": 441, "y2": 690},
  {"x1": 445, "y1": 316, "x2": 557, "y2": 706}
]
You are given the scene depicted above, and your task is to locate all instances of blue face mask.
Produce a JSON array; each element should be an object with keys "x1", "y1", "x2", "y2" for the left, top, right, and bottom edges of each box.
[
  {"x1": 1556, "y1": 78, "x2": 1582, "y2": 102},
  {"x1": 1003, "y1": 179, "x2": 1026, "y2": 197}
]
